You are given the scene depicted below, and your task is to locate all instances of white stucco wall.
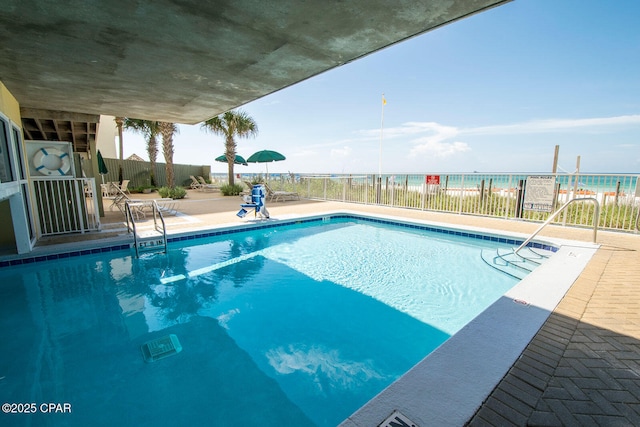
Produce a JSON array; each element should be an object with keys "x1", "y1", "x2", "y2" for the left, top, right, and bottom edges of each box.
[{"x1": 96, "y1": 115, "x2": 118, "y2": 158}]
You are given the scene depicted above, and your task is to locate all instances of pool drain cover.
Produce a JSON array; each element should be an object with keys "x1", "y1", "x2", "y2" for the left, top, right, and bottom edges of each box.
[
  {"x1": 141, "y1": 334, "x2": 182, "y2": 362},
  {"x1": 379, "y1": 410, "x2": 419, "y2": 427}
]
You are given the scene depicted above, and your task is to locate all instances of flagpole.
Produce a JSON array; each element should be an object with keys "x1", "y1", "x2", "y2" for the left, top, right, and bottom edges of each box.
[{"x1": 379, "y1": 93, "x2": 385, "y2": 177}]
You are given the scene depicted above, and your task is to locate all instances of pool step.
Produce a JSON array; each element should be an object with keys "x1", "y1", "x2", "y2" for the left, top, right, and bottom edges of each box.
[
  {"x1": 480, "y1": 247, "x2": 550, "y2": 280},
  {"x1": 136, "y1": 230, "x2": 167, "y2": 252}
]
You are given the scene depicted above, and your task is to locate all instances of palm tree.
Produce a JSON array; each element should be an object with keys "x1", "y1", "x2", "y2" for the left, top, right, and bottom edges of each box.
[
  {"x1": 201, "y1": 110, "x2": 258, "y2": 186},
  {"x1": 158, "y1": 122, "x2": 178, "y2": 188},
  {"x1": 123, "y1": 118, "x2": 160, "y2": 186}
]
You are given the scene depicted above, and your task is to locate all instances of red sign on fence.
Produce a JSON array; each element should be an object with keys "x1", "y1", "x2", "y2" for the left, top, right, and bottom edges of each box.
[{"x1": 425, "y1": 175, "x2": 440, "y2": 185}]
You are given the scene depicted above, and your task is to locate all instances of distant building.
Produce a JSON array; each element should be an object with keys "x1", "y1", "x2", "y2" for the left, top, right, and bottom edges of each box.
[{"x1": 126, "y1": 153, "x2": 145, "y2": 162}]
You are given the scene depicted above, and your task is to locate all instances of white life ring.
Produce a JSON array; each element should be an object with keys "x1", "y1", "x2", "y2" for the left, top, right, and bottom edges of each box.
[{"x1": 32, "y1": 147, "x2": 71, "y2": 176}]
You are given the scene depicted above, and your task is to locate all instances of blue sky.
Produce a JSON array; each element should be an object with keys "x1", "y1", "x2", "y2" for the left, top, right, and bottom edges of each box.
[{"x1": 123, "y1": 0, "x2": 640, "y2": 175}]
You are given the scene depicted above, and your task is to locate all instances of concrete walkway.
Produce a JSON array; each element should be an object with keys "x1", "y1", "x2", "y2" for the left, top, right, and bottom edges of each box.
[{"x1": 34, "y1": 190, "x2": 640, "y2": 425}]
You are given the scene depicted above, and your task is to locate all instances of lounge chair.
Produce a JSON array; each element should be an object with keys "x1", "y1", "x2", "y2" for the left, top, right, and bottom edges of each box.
[
  {"x1": 189, "y1": 175, "x2": 203, "y2": 190},
  {"x1": 197, "y1": 176, "x2": 217, "y2": 192},
  {"x1": 138, "y1": 198, "x2": 179, "y2": 216},
  {"x1": 111, "y1": 188, "x2": 180, "y2": 219},
  {"x1": 108, "y1": 185, "x2": 146, "y2": 219},
  {"x1": 241, "y1": 180, "x2": 260, "y2": 197},
  {"x1": 264, "y1": 182, "x2": 300, "y2": 202},
  {"x1": 105, "y1": 182, "x2": 123, "y2": 210}
]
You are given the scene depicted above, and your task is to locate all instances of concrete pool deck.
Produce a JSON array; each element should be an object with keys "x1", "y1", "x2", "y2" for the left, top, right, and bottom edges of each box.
[{"x1": 24, "y1": 190, "x2": 640, "y2": 425}]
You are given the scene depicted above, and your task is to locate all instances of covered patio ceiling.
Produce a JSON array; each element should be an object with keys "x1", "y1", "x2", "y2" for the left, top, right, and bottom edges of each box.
[
  {"x1": 1, "y1": 0, "x2": 510, "y2": 136},
  {"x1": 19, "y1": 108, "x2": 99, "y2": 154}
]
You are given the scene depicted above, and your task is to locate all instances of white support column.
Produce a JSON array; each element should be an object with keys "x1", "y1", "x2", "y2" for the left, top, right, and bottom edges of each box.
[{"x1": 9, "y1": 192, "x2": 33, "y2": 254}]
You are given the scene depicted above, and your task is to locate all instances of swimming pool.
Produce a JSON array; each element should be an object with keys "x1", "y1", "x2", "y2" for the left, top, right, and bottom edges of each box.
[{"x1": 0, "y1": 214, "x2": 552, "y2": 426}]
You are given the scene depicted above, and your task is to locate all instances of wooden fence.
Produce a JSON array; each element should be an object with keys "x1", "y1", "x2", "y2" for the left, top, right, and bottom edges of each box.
[{"x1": 99, "y1": 158, "x2": 210, "y2": 189}]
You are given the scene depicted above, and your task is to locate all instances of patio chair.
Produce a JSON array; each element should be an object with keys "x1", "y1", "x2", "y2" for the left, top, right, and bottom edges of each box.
[
  {"x1": 100, "y1": 183, "x2": 113, "y2": 197},
  {"x1": 120, "y1": 179, "x2": 131, "y2": 195},
  {"x1": 263, "y1": 182, "x2": 300, "y2": 202}
]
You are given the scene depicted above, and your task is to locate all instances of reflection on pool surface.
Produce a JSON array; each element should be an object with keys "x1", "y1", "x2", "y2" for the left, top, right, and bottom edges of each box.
[{"x1": 0, "y1": 217, "x2": 520, "y2": 426}]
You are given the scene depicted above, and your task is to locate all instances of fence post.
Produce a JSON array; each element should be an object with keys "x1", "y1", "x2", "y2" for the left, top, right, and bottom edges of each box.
[
  {"x1": 404, "y1": 175, "x2": 409, "y2": 207},
  {"x1": 504, "y1": 175, "x2": 513, "y2": 219},
  {"x1": 73, "y1": 180, "x2": 86, "y2": 234},
  {"x1": 553, "y1": 181, "x2": 560, "y2": 212},
  {"x1": 342, "y1": 176, "x2": 347, "y2": 202},
  {"x1": 364, "y1": 175, "x2": 369, "y2": 204},
  {"x1": 479, "y1": 179, "x2": 485, "y2": 213},
  {"x1": 443, "y1": 175, "x2": 449, "y2": 212},
  {"x1": 515, "y1": 179, "x2": 525, "y2": 218},
  {"x1": 458, "y1": 174, "x2": 465, "y2": 214},
  {"x1": 323, "y1": 177, "x2": 327, "y2": 200}
]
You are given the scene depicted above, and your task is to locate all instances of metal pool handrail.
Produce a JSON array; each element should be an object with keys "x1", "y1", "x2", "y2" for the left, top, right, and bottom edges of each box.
[
  {"x1": 515, "y1": 198, "x2": 600, "y2": 254},
  {"x1": 124, "y1": 202, "x2": 139, "y2": 253},
  {"x1": 125, "y1": 200, "x2": 168, "y2": 257},
  {"x1": 150, "y1": 200, "x2": 168, "y2": 254}
]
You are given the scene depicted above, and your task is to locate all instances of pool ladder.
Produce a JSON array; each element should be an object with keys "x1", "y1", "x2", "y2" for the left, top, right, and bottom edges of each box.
[{"x1": 125, "y1": 200, "x2": 167, "y2": 257}]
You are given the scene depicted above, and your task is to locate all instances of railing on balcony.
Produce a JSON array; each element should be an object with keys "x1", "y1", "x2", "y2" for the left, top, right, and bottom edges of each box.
[
  {"x1": 31, "y1": 178, "x2": 101, "y2": 236},
  {"x1": 256, "y1": 173, "x2": 639, "y2": 233}
]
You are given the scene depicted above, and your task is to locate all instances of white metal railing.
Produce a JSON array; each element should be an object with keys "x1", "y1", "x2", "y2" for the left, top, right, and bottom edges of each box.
[
  {"x1": 31, "y1": 178, "x2": 101, "y2": 236},
  {"x1": 257, "y1": 173, "x2": 638, "y2": 233}
]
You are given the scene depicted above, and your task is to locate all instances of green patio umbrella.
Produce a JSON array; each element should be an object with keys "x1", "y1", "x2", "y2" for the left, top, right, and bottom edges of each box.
[
  {"x1": 246, "y1": 150, "x2": 286, "y2": 163},
  {"x1": 215, "y1": 154, "x2": 248, "y2": 165},
  {"x1": 97, "y1": 150, "x2": 108, "y2": 183},
  {"x1": 246, "y1": 150, "x2": 286, "y2": 177}
]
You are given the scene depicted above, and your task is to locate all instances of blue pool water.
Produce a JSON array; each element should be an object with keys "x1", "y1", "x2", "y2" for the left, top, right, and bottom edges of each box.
[{"x1": 0, "y1": 217, "x2": 519, "y2": 426}]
